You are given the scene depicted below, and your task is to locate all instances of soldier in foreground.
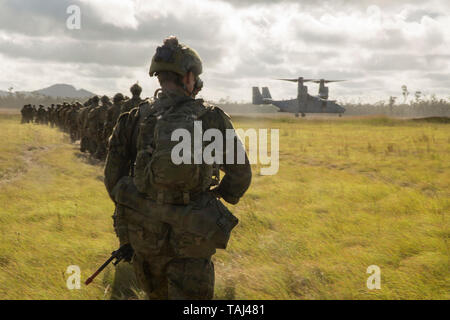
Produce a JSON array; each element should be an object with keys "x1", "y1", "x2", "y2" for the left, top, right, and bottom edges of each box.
[{"x1": 104, "y1": 36, "x2": 252, "y2": 299}]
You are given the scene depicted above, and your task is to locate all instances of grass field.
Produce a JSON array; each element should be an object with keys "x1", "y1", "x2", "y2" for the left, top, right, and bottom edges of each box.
[{"x1": 0, "y1": 113, "x2": 448, "y2": 299}]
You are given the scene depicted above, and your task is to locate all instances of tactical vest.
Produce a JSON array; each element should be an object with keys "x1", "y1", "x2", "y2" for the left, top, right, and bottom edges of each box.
[{"x1": 134, "y1": 96, "x2": 218, "y2": 205}]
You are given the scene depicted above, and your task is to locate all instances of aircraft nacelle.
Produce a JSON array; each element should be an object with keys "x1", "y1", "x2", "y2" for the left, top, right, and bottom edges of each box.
[
  {"x1": 318, "y1": 86, "x2": 329, "y2": 100},
  {"x1": 298, "y1": 85, "x2": 308, "y2": 98}
]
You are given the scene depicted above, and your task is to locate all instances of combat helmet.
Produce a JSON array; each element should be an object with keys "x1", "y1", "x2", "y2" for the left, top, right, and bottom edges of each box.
[
  {"x1": 91, "y1": 95, "x2": 100, "y2": 104},
  {"x1": 130, "y1": 83, "x2": 142, "y2": 96},
  {"x1": 113, "y1": 93, "x2": 125, "y2": 103},
  {"x1": 101, "y1": 95, "x2": 111, "y2": 104},
  {"x1": 149, "y1": 36, "x2": 203, "y2": 78}
]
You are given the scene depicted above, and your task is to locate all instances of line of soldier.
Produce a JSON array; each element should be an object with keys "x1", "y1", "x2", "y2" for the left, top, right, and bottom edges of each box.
[
  {"x1": 20, "y1": 83, "x2": 144, "y2": 161},
  {"x1": 20, "y1": 104, "x2": 49, "y2": 124}
]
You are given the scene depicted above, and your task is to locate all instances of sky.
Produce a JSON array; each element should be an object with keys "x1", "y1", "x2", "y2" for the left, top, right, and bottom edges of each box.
[{"x1": 0, "y1": 0, "x2": 449, "y2": 103}]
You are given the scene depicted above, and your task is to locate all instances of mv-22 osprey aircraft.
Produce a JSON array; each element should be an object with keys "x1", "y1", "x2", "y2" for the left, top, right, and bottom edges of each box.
[{"x1": 252, "y1": 77, "x2": 346, "y2": 117}]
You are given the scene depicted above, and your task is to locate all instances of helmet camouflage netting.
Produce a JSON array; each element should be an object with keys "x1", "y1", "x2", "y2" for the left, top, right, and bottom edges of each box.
[{"x1": 149, "y1": 36, "x2": 203, "y2": 77}]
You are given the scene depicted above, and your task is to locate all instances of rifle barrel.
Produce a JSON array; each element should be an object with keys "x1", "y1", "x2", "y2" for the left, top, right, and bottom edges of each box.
[{"x1": 85, "y1": 255, "x2": 115, "y2": 286}]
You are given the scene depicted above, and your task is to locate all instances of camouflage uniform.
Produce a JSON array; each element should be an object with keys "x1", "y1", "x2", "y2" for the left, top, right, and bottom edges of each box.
[
  {"x1": 101, "y1": 95, "x2": 112, "y2": 108},
  {"x1": 48, "y1": 105, "x2": 56, "y2": 127},
  {"x1": 30, "y1": 105, "x2": 36, "y2": 123},
  {"x1": 80, "y1": 96, "x2": 99, "y2": 154},
  {"x1": 67, "y1": 104, "x2": 81, "y2": 142},
  {"x1": 20, "y1": 105, "x2": 26, "y2": 123},
  {"x1": 105, "y1": 91, "x2": 251, "y2": 299},
  {"x1": 57, "y1": 104, "x2": 66, "y2": 129},
  {"x1": 36, "y1": 105, "x2": 47, "y2": 124},
  {"x1": 61, "y1": 104, "x2": 72, "y2": 132},
  {"x1": 21, "y1": 104, "x2": 33, "y2": 123},
  {"x1": 104, "y1": 93, "x2": 125, "y2": 144},
  {"x1": 53, "y1": 105, "x2": 61, "y2": 127},
  {"x1": 92, "y1": 96, "x2": 111, "y2": 160},
  {"x1": 104, "y1": 37, "x2": 251, "y2": 300}
]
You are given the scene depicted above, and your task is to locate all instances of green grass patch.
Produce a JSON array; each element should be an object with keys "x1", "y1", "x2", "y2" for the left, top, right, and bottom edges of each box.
[{"x1": 0, "y1": 114, "x2": 448, "y2": 299}]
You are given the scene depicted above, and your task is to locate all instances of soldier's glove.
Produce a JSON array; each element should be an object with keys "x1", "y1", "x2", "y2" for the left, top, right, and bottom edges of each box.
[
  {"x1": 119, "y1": 243, "x2": 134, "y2": 263},
  {"x1": 210, "y1": 186, "x2": 240, "y2": 205}
]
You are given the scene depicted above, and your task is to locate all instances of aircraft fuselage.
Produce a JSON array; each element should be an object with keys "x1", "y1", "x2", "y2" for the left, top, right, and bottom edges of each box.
[
  {"x1": 270, "y1": 96, "x2": 345, "y2": 114},
  {"x1": 252, "y1": 85, "x2": 345, "y2": 115}
]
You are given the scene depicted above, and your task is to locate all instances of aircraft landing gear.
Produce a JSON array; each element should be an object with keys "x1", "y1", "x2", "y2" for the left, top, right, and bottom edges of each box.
[
  {"x1": 301, "y1": 113, "x2": 306, "y2": 118},
  {"x1": 295, "y1": 113, "x2": 299, "y2": 118},
  {"x1": 339, "y1": 114, "x2": 342, "y2": 117}
]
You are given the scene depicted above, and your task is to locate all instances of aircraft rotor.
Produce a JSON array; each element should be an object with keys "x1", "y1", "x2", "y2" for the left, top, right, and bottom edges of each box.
[
  {"x1": 277, "y1": 78, "x2": 316, "y2": 83},
  {"x1": 311, "y1": 79, "x2": 346, "y2": 84}
]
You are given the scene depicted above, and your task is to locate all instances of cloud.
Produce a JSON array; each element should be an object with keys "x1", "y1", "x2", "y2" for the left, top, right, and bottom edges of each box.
[
  {"x1": 0, "y1": 0, "x2": 448, "y2": 102},
  {"x1": 0, "y1": 35, "x2": 152, "y2": 66}
]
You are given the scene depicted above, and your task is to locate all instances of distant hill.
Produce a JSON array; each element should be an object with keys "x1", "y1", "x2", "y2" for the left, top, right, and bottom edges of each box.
[
  {"x1": 0, "y1": 90, "x2": 10, "y2": 97},
  {"x1": 32, "y1": 84, "x2": 96, "y2": 98}
]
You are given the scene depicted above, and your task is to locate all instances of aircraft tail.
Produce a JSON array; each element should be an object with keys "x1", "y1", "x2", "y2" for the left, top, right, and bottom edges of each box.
[
  {"x1": 261, "y1": 87, "x2": 272, "y2": 99},
  {"x1": 252, "y1": 87, "x2": 264, "y2": 105}
]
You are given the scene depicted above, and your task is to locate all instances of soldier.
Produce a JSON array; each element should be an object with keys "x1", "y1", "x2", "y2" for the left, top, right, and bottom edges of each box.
[
  {"x1": 56, "y1": 104, "x2": 66, "y2": 129},
  {"x1": 103, "y1": 93, "x2": 125, "y2": 146},
  {"x1": 80, "y1": 96, "x2": 99, "y2": 153},
  {"x1": 61, "y1": 103, "x2": 71, "y2": 132},
  {"x1": 31, "y1": 105, "x2": 37, "y2": 122},
  {"x1": 20, "y1": 104, "x2": 32, "y2": 123},
  {"x1": 67, "y1": 103, "x2": 81, "y2": 142},
  {"x1": 48, "y1": 104, "x2": 55, "y2": 127},
  {"x1": 62, "y1": 102, "x2": 73, "y2": 132},
  {"x1": 120, "y1": 83, "x2": 143, "y2": 113},
  {"x1": 77, "y1": 99, "x2": 91, "y2": 150},
  {"x1": 101, "y1": 95, "x2": 112, "y2": 108},
  {"x1": 36, "y1": 105, "x2": 46, "y2": 124},
  {"x1": 104, "y1": 36, "x2": 252, "y2": 300},
  {"x1": 20, "y1": 104, "x2": 27, "y2": 123},
  {"x1": 90, "y1": 96, "x2": 111, "y2": 160}
]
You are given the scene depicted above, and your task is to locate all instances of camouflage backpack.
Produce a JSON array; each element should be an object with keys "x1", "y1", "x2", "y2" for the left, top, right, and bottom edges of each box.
[{"x1": 134, "y1": 97, "x2": 216, "y2": 205}]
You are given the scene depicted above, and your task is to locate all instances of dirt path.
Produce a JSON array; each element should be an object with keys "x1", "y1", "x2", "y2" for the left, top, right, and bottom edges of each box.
[{"x1": 0, "y1": 144, "x2": 59, "y2": 186}]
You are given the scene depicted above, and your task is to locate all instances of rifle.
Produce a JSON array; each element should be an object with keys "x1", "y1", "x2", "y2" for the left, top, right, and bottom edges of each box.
[{"x1": 85, "y1": 244, "x2": 133, "y2": 286}]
